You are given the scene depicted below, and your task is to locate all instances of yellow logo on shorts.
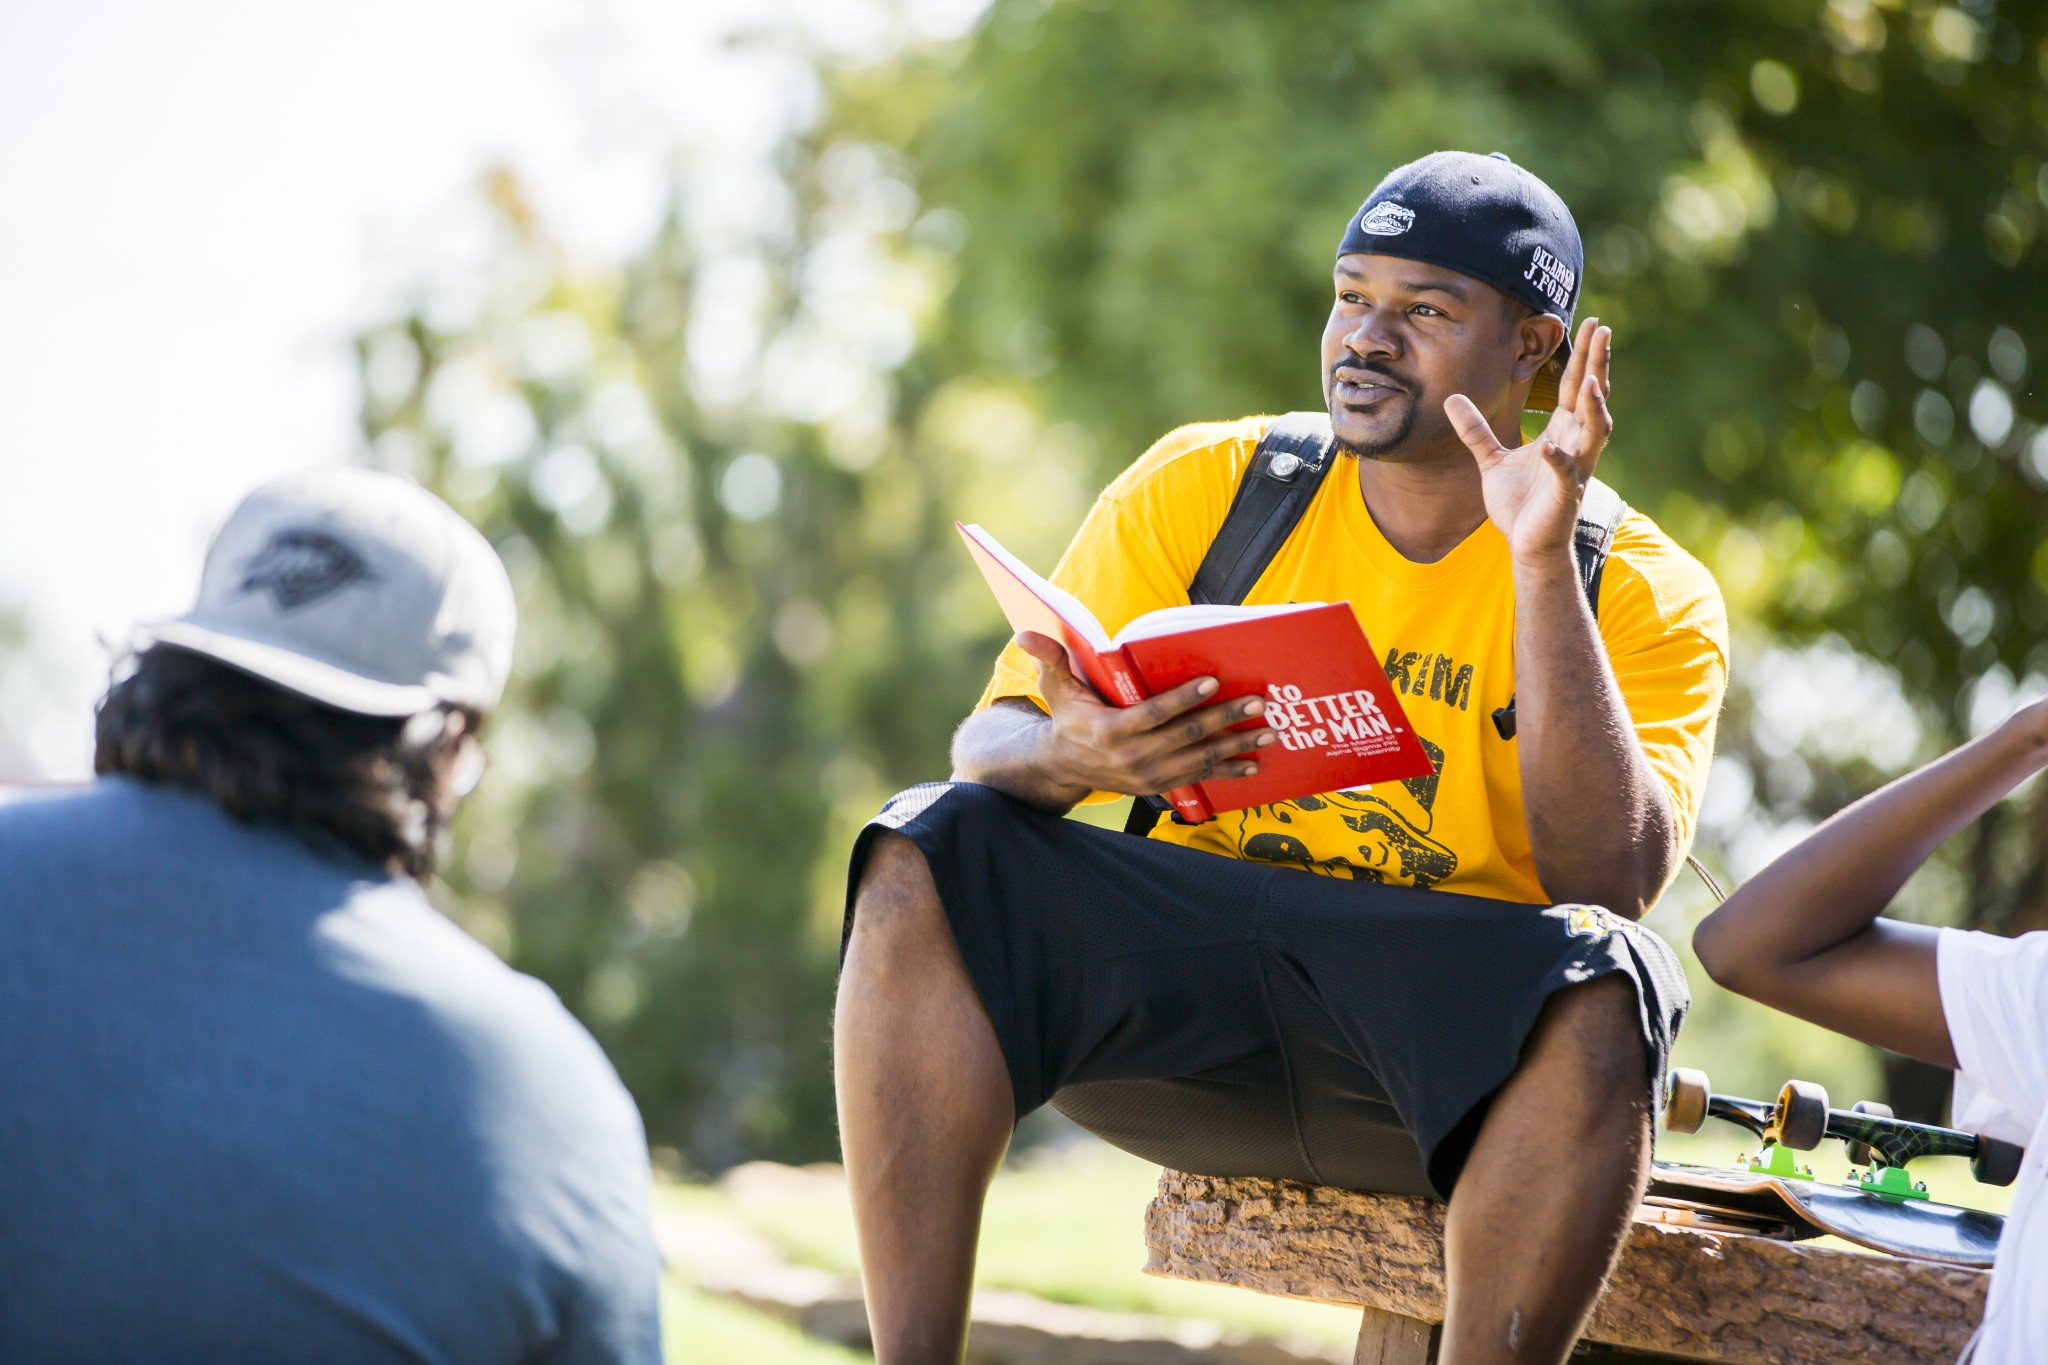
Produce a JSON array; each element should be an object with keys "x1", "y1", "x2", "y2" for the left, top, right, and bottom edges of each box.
[{"x1": 1562, "y1": 906, "x2": 1613, "y2": 940}]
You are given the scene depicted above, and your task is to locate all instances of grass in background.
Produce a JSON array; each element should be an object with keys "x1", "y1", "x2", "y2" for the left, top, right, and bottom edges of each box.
[
  {"x1": 669, "y1": 1141, "x2": 1360, "y2": 1352},
  {"x1": 661, "y1": 1275, "x2": 872, "y2": 1364}
]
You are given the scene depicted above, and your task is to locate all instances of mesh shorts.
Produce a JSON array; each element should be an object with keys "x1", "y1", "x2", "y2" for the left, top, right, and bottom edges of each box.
[{"x1": 843, "y1": 782, "x2": 1689, "y2": 1199}]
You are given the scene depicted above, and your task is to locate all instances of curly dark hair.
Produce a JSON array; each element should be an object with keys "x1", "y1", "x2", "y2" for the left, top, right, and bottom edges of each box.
[{"x1": 94, "y1": 645, "x2": 478, "y2": 878}]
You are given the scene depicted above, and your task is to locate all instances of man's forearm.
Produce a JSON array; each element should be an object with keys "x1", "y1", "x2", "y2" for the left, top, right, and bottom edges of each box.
[
  {"x1": 1686, "y1": 705, "x2": 2048, "y2": 1067},
  {"x1": 1698, "y1": 709, "x2": 2048, "y2": 973},
  {"x1": 1511, "y1": 552, "x2": 1676, "y2": 917},
  {"x1": 950, "y1": 701, "x2": 1090, "y2": 813}
]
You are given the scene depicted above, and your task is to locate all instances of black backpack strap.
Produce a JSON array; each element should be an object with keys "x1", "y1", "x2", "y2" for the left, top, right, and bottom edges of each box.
[
  {"x1": 1574, "y1": 476, "x2": 1626, "y2": 605},
  {"x1": 1489, "y1": 476, "x2": 1628, "y2": 741},
  {"x1": 1125, "y1": 413, "x2": 1338, "y2": 837},
  {"x1": 1188, "y1": 413, "x2": 1338, "y2": 606}
]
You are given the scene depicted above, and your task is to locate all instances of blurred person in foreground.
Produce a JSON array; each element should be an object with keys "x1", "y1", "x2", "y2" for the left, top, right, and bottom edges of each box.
[
  {"x1": 837, "y1": 153, "x2": 1726, "y2": 1365},
  {"x1": 0, "y1": 470, "x2": 661, "y2": 1364},
  {"x1": 1695, "y1": 704, "x2": 2048, "y2": 1364}
]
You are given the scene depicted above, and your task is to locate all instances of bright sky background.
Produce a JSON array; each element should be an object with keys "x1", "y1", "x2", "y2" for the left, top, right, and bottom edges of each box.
[{"x1": 0, "y1": 0, "x2": 981, "y2": 779}]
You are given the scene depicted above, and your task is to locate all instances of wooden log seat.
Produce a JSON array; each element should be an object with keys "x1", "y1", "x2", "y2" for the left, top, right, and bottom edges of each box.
[{"x1": 1143, "y1": 1169, "x2": 1989, "y2": 1364}]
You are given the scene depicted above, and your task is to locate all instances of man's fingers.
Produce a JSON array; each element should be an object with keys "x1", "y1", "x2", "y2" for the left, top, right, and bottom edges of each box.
[
  {"x1": 1148, "y1": 724, "x2": 1278, "y2": 791},
  {"x1": 1571, "y1": 371, "x2": 1613, "y2": 475},
  {"x1": 1124, "y1": 691, "x2": 1263, "y2": 753},
  {"x1": 1166, "y1": 694, "x2": 1267, "y2": 746},
  {"x1": 1581, "y1": 371, "x2": 1612, "y2": 442},
  {"x1": 1443, "y1": 393, "x2": 1509, "y2": 465},
  {"x1": 1586, "y1": 322, "x2": 1612, "y2": 395},
  {"x1": 1129, "y1": 674, "x2": 1223, "y2": 730},
  {"x1": 1014, "y1": 629, "x2": 1063, "y2": 664},
  {"x1": 1016, "y1": 631, "x2": 1096, "y2": 708},
  {"x1": 1117, "y1": 695, "x2": 1273, "y2": 787},
  {"x1": 1536, "y1": 438, "x2": 1583, "y2": 494},
  {"x1": 1555, "y1": 316, "x2": 1597, "y2": 405}
]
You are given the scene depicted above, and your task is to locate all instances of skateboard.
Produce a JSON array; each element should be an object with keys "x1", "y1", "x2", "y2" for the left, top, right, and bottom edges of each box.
[{"x1": 1641, "y1": 1067, "x2": 2023, "y2": 1268}]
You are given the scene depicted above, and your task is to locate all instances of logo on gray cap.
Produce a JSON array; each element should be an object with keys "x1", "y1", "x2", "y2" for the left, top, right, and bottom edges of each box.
[{"x1": 238, "y1": 528, "x2": 374, "y2": 611}]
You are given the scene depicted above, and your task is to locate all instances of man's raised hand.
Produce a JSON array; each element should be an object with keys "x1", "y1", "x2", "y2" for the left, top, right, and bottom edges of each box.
[
  {"x1": 1445, "y1": 317, "x2": 1614, "y2": 569},
  {"x1": 1013, "y1": 631, "x2": 1274, "y2": 798}
]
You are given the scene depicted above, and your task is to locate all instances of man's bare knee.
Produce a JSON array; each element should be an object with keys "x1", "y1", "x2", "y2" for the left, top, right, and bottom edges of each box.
[
  {"x1": 849, "y1": 831, "x2": 948, "y2": 949},
  {"x1": 1525, "y1": 973, "x2": 1650, "y2": 1104}
]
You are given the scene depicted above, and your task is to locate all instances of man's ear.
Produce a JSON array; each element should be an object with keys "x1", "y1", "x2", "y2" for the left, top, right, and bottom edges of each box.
[{"x1": 1512, "y1": 311, "x2": 1567, "y2": 386}]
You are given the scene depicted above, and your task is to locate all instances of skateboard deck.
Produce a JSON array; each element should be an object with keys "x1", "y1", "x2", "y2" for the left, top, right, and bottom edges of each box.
[
  {"x1": 1645, "y1": 1161, "x2": 2003, "y2": 1268},
  {"x1": 1652, "y1": 1067, "x2": 2016, "y2": 1268}
]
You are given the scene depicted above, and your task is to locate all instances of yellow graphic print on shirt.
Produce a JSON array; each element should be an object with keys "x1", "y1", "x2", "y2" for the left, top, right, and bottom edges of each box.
[
  {"x1": 976, "y1": 416, "x2": 1730, "y2": 906},
  {"x1": 1232, "y1": 736, "x2": 1458, "y2": 888}
]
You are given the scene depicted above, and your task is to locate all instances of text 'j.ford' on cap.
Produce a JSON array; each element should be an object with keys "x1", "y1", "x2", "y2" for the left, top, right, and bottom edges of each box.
[
  {"x1": 1337, "y1": 150, "x2": 1584, "y2": 409},
  {"x1": 142, "y1": 467, "x2": 517, "y2": 717}
]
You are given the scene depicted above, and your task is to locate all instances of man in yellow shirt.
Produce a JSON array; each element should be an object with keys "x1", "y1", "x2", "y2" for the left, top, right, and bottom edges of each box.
[{"x1": 836, "y1": 152, "x2": 1726, "y2": 1365}]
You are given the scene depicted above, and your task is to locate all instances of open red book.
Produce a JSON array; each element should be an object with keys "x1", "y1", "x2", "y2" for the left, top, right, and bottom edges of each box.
[{"x1": 959, "y1": 523, "x2": 1434, "y2": 823}]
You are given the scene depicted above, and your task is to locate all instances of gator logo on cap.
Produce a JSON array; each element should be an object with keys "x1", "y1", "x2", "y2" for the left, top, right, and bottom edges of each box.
[
  {"x1": 239, "y1": 528, "x2": 373, "y2": 611},
  {"x1": 1359, "y1": 202, "x2": 1415, "y2": 236}
]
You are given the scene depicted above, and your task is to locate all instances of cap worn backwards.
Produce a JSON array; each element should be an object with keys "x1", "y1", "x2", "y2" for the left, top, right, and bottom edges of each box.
[
  {"x1": 140, "y1": 468, "x2": 518, "y2": 718},
  {"x1": 1337, "y1": 150, "x2": 1584, "y2": 409}
]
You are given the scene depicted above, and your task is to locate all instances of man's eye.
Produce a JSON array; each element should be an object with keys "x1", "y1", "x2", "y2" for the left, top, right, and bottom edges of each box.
[
  {"x1": 1337, "y1": 292, "x2": 1365, "y2": 305},
  {"x1": 1412, "y1": 304, "x2": 1443, "y2": 317}
]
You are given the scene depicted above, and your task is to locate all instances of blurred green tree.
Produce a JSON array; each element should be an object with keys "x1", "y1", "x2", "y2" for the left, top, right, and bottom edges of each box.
[
  {"x1": 353, "y1": 158, "x2": 1097, "y2": 1166},
  {"x1": 821, "y1": 0, "x2": 2048, "y2": 1116},
  {"x1": 359, "y1": 0, "x2": 2048, "y2": 1157}
]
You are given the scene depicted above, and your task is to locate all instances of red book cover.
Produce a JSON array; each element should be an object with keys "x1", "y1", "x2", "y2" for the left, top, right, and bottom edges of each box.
[{"x1": 958, "y1": 523, "x2": 1433, "y2": 821}]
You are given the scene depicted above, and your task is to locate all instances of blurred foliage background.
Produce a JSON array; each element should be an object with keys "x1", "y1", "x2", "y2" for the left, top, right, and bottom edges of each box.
[{"x1": 355, "y1": 0, "x2": 2048, "y2": 1166}]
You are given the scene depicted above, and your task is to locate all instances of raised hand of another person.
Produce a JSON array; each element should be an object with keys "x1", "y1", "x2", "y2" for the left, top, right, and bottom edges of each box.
[
  {"x1": 1444, "y1": 317, "x2": 1613, "y2": 570},
  {"x1": 1012, "y1": 630, "x2": 1274, "y2": 801}
]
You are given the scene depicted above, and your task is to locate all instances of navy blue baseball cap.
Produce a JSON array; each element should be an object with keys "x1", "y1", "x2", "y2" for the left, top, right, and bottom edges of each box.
[{"x1": 1337, "y1": 151, "x2": 1583, "y2": 409}]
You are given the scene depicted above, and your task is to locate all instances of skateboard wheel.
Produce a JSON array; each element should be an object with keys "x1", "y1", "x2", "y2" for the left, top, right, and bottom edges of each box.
[
  {"x1": 1846, "y1": 1100, "x2": 1893, "y2": 1167},
  {"x1": 1776, "y1": 1079, "x2": 1829, "y2": 1151},
  {"x1": 1664, "y1": 1067, "x2": 1709, "y2": 1134},
  {"x1": 1972, "y1": 1135, "x2": 2024, "y2": 1187}
]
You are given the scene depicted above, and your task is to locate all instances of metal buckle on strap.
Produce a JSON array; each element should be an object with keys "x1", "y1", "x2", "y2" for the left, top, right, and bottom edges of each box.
[{"x1": 1268, "y1": 452, "x2": 1303, "y2": 481}]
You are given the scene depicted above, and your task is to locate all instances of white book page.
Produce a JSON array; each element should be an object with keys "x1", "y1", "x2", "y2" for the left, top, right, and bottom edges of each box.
[
  {"x1": 958, "y1": 524, "x2": 1112, "y2": 652},
  {"x1": 1111, "y1": 600, "x2": 1325, "y2": 647}
]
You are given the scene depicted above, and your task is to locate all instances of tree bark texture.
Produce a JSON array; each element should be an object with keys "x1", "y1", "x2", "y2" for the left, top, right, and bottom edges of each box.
[{"x1": 1144, "y1": 1170, "x2": 1988, "y2": 1365}]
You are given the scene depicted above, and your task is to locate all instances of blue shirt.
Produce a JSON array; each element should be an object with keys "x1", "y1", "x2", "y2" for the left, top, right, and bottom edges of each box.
[{"x1": 0, "y1": 779, "x2": 662, "y2": 1364}]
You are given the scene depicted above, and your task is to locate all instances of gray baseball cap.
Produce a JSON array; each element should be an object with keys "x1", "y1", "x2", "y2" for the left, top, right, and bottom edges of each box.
[{"x1": 141, "y1": 468, "x2": 517, "y2": 717}]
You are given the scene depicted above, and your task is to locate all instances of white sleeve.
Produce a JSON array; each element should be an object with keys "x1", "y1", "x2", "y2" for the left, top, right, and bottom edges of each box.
[{"x1": 1939, "y1": 927, "x2": 2048, "y2": 1141}]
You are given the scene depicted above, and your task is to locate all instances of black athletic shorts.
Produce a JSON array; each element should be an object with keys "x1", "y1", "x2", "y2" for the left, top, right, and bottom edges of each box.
[{"x1": 843, "y1": 782, "x2": 1689, "y2": 1200}]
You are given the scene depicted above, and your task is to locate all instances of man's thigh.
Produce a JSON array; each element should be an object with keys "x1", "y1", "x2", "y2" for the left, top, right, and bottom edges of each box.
[
  {"x1": 845, "y1": 782, "x2": 1685, "y2": 1200},
  {"x1": 1052, "y1": 1048, "x2": 1434, "y2": 1197}
]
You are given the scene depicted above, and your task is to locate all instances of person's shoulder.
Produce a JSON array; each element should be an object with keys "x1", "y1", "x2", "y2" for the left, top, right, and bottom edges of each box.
[
  {"x1": 332, "y1": 888, "x2": 560, "y2": 1024},
  {"x1": 0, "y1": 780, "x2": 101, "y2": 830},
  {"x1": 339, "y1": 896, "x2": 638, "y2": 1122},
  {"x1": 1943, "y1": 925, "x2": 2048, "y2": 985},
  {"x1": 1, "y1": 776, "x2": 157, "y2": 821},
  {"x1": 1602, "y1": 504, "x2": 1728, "y2": 650},
  {"x1": 0, "y1": 776, "x2": 385, "y2": 895},
  {"x1": 1101, "y1": 415, "x2": 1272, "y2": 505},
  {"x1": 0, "y1": 777, "x2": 220, "y2": 859},
  {"x1": 472, "y1": 967, "x2": 645, "y2": 1148}
]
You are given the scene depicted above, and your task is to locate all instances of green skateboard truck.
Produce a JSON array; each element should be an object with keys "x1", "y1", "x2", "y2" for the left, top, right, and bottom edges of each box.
[
  {"x1": 1662, "y1": 1066, "x2": 2024, "y2": 1185},
  {"x1": 1646, "y1": 1067, "x2": 2022, "y2": 1267}
]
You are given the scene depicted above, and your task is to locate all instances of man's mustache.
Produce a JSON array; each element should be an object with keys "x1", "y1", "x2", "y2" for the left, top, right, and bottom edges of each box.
[{"x1": 1329, "y1": 364, "x2": 1414, "y2": 393}]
